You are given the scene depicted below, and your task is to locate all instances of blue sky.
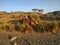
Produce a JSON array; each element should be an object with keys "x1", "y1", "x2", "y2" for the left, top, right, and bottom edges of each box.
[{"x1": 0, "y1": 0, "x2": 60, "y2": 13}]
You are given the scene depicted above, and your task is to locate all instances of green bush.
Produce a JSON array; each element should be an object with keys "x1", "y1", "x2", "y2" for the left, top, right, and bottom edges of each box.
[{"x1": 30, "y1": 12, "x2": 40, "y2": 20}]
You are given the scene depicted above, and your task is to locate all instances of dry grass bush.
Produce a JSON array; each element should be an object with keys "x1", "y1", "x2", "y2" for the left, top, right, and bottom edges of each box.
[
  {"x1": 0, "y1": 12, "x2": 60, "y2": 33},
  {"x1": 32, "y1": 21, "x2": 59, "y2": 33}
]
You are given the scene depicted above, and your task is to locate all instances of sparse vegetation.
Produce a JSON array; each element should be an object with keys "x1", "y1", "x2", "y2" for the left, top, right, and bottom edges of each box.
[
  {"x1": 0, "y1": 11, "x2": 60, "y2": 33},
  {"x1": 0, "y1": 11, "x2": 60, "y2": 45}
]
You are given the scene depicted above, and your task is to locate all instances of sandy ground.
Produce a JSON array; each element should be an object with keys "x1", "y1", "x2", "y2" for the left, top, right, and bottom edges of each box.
[{"x1": 0, "y1": 31, "x2": 60, "y2": 45}]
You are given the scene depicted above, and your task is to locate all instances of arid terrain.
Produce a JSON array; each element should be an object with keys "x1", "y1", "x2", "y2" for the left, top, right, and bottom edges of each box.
[
  {"x1": 0, "y1": 31, "x2": 60, "y2": 45},
  {"x1": 0, "y1": 11, "x2": 60, "y2": 45}
]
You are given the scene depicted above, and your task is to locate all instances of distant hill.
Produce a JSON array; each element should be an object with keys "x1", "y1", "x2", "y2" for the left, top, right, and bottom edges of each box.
[{"x1": 52, "y1": 11, "x2": 60, "y2": 16}]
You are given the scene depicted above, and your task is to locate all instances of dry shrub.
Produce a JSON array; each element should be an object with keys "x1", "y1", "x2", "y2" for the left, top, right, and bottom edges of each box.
[
  {"x1": 45, "y1": 22, "x2": 58, "y2": 33},
  {"x1": 14, "y1": 23, "x2": 26, "y2": 32},
  {"x1": 32, "y1": 21, "x2": 59, "y2": 33}
]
